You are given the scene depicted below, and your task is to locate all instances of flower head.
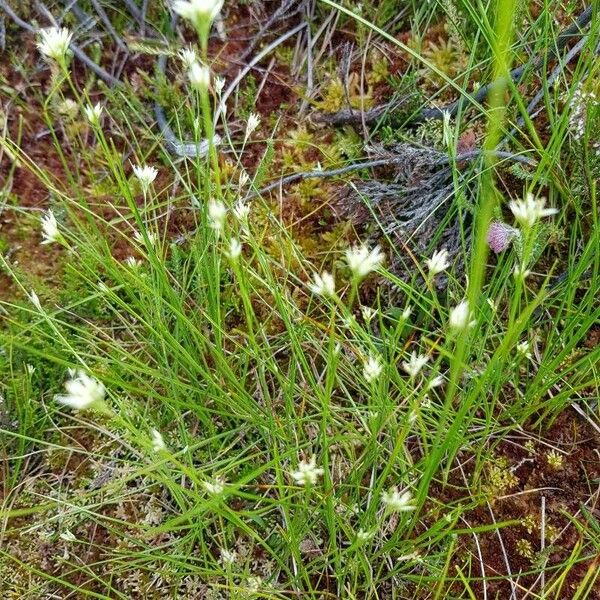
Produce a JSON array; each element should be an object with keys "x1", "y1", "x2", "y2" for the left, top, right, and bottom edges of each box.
[
  {"x1": 178, "y1": 47, "x2": 197, "y2": 69},
  {"x1": 245, "y1": 113, "x2": 260, "y2": 140},
  {"x1": 516, "y1": 341, "x2": 532, "y2": 360},
  {"x1": 309, "y1": 271, "x2": 335, "y2": 297},
  {"x1": 402, "y1": 352, "x2": 429, "y2": 379},
  {"x1": 425, "y1": 249, "x2": 450, "y2": 276},
  {"x1": 509, "y1": 193, "x2": 558, "y2": 228},
  {"x1": 402, "y1": 305, "x2": 412, "y2": 320},
  {"x1": 226, "y1": 237, "x2": 242, "y2": 259},
  {"x1": 83, "y1": 103, "x2": 103, "y2": 125},
  {"x1": 151, "y1": 429, "x2": 166, "y2": 452},
  {"x1": 381, "y1": 487, "x2": 416, "y2": 512},
  {"x1": 427, "y1": 374, "x2": 445, "y2": 390},
  {"x1": 220, "y1": 548, "x2": 237, "y2": 565},
  {"x1": 125, "y1": 256, "x2": 143, "y2": 268},
  {"x1": 233, "y1": 199, "x2": 250, "y2": 222},
  {"x1": 56, "y1": 370, "x2": 105, "y2": 410},
  {"x1": 134, "y1": 230, "x2": 157, "y2": 246},
  {"x1": 363, "y1": 355, "x2": 383, "y2": 383},
  {"x1": 449, "y1": 300, "x2": 475, "y2": 331},
  {"x1": 486, "y1": 221, "x2": 518, "y2": 253},
  {"x1": 215, "y1": 76, "x2": 226, "y2": 95},
  {"x1": 202, "y1": 476, "x2": 226, "y2": 495},
  {"x1": 291, "y1": 455, "x2": 324, "y2": 486},
  {"x1": 513, "y1": 264, "x2": 531, "y2": 280},
  {"x1": 361, "y1": 306, "x2": 376, "y2": 323},
  {"x1": 41, "y1": 210, "x2": 60, "y2": 245},
  {"x1": 172, "y1": 0, "x2": 224, "y2": 26},
  {"x1": 29, "y1": 290, "x2": 42, "y2": 311},
  {"x1": 132, "y1": 164, "x2": 158, "y2": 192},
  {"x1": 208, "y1": 199, "x2": 227, "y2": 233},
  {"x1": 345, "y1": 244, "x2": 384, "y2": 279},
  {"x1": 37, "y1": 27, "x2": 72, "y2": 62},
  {"x1": 188, "y1": 62, "x2": 210, "y2": 90}
]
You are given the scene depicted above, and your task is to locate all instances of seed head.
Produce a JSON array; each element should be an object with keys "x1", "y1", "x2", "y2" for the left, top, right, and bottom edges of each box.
[
  {"x1": 425, "y1": 248, "x2": 450, "y2": 276},
  {"x1": 291, "y1": 455, "x2": 324, "y2": 486},
  {"x1": 309, "y1": 271, "x2": 335, "y2": 297},
  {"x1": 56, "y1": 370, "x2": 105, "y2": 410},
  {"x1": 37, "y1": 27, "x2": 72, "y2": 62},
  {"x1": 345, "y1": 244, "x2": 384, "y2": 279}
]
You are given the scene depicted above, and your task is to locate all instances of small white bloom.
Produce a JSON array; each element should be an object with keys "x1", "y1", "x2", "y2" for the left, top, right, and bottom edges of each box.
[
  {"x1": 513, "y1": 264, "x2": 531, "y2": 280},
  {"x1": 83, "y1": 103, "x2": 103, "y2": 125},
  {"x1": 220, "y1": 548, "x2": 237, "y2": 565},
  {"x1": 425, "y1": 248, "x2": 450, "y2": 276},
  {"x1": 381, "y1": 487, "x2": 416, "y2": 512},
  {"x1": 246, "y1": 576, "x2": 262, "y2": 592},
  {"x1": 172, "y1": 0, "x2": 224, "y2": 25},
  {"x1": 208, "y1": 199, "x2": 227, "y2": 233},
  {"x1": 56, "y1": 370, "x2": 105, "y2": 410},
  {"x1": 134, "y1": 230, "x2": 157, "y2": 246},
  {"x1": 215, "y1": 76, "x2": 226, "y2": 95},
  {"x1": 37, "y1": 27, "x2": 72, "y2": 62},
  {"x1": 41, "y1": 210, "x2": 60, "y2": 245},
  {"x1": 245, "y1": 113, "x2": 261, "y2": 139},
  {"x1": 402, "y1": 352, "x2": 429, "y2": 378},
  {"x1": 26, "y1": 364, "x2": 36, "y2": 375},
  {"x1": 238, "y1": 171, "x2": 250, "y2": 188},
  {"x1": 202, "y1": 476, "x2": 226, "y2": 495},
  {"x1": 188, "y1": 62, "x2": 211, "y2": 90},
  {"x1": 233, "y1": 199, "x2": 250, "y2": 221},
  {"x1": 97, "y1": 281, "x2": 109, "y2": 293},
  {"x1": 309, "y1": 271, "x2": 335, "y2": 297},
  {"x1": 449, "y1": 300, "x2": 475, "y2": 331},
  {"x1": 291, "y1": 455, "x2": 324, "y2": 486},
  {"x1": 29, "y1": 290, "x2": 42, "y2": 310},
  {"x1": 125, "y1": 256, "x2": 143, "y2": 268},
  {"x1": 356, "y1": 528, "x2": 374, "y2": 542},
  {"x1": 363, "y1": 355, "x2": 383, "y2": 383},
  {"x1": 361, "y1": 306, "x2": 376, "y2": 323},
  {"x1": 402, "y1": 305, "x2": 412, "y2": 320},
  {"x1": 132, "y1": 164, "x2": 158, "y2": 192},
  {"x1": 509, "y1": 193, "x2": 558, "y2": 228},
  {"x1": 427, "y1": 374, "x2": 444, "y2": 389},
  {"x1": 178, "y1": 47, "x2": 197, "y2": 69},
  {"x1": 516, "y1": 341, "x2": 532, "y2": 360},
  {"x1": 57, "y1": 99, "x2": 78, "y2": 119},
  {"x1": 345, "y1": 244, "x2": 384, "y2": 279},
  {"x1": 151, "y1": 428, "x2": 166, "y2": 452},
  {"x1": 226, "y1": 237, "x2": 242, "y2": 259}
]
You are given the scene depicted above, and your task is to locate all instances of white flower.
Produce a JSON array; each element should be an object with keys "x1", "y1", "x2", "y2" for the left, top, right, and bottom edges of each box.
[
  {"x1": 449, "y1": 300, "x2": 475, "y2": 331},
  {"x1": 41, "y1": 210, "x2": 60, "y2": 244},
  {"x1": 233, "y1": 199, "x2": 250, "y2": 221},
  {"x1": 26, "y1": 364, "x2": 36, "y2": 375},
  {"x1": 245, "y1": 113, "x2": 260, "y2": 139},
  {"x1": 188, "y1": 62, "x2": 211, "y2": 90},
  {"x1": 83, "y1": 103, "x2": 103, "y2": 125},
  {"x1": 246, "y1": 576, "x2": 262, "y2": 592},
  {"x1": 125, "y1": 256, "x2": 142, "y2": 268},
  {"x1": 402, "y1": 352, "x2": 429, "y2": 378},
  {"x1": 356, "y1": 528, "x2": 374, "y2": 542},
  {"x1": 309, "y1": 271, "x2": 335, "y2": 297},
  {"x1": 202, "y1": 476, "x2": 226, "y2": 495},
  {"x1": 291, "y1": 455, "x2": 324, "y2": 486},
  {"x1": 361, "y1": 306, "x2": 376, "y2": 323},
  {"x1": 172, "y1": 0, "x2": 224, "y2": 25},
  {"x1": 97, "y1": 281, "x2": 109, "y2": 293},
  {"x1": 226, "y1": 238, "x2": 242, "y2": 259},
  {"x1": 509, "y1": 193, "x2": 558, "y2": 227},
  {"x1": 178, "y1": 47, "x2": 197, "y2": 69},
  {"x1": 345, "y1": 244, "x2": 384, "y2": 279},
  {"x1": 55, "y1": 370, "x2": 105, "y2": 410},
  {"x1": 516, "y1": 341, "x2": 532, "y2": 360},
  {"x1": 29, "y1": 290, "x2": 42, "y2": 310},
  {"x1": 215, "y1": 76, "x2": 226, "y2": 95},
  {"x1": 427, "y1": 374, "x2": 445, "y2": 389},
  {"x1": 37, "y1": 27, "x2": 72, "y2": 62},
  {"x1": 513, "y1": 264, "x2": 531, "y2": 280},
  {"x1": 363, "y1": 355, "x2": 383, "y2": 383},
  {"x1": 208, "y1": 199, "x2": 227, "y2": 233},
  {"x1": 134, "y1": 230, "x2": 157, "y2": 246},
  {"x1": 402, "y1": 305, "x2": 412, "y2": 320},
  {"x1": 132, "y1": 164, "x2": 158, "y2": 192},
  {"x1": 381, "y1": 487, "x2": 416, "y2": 512},
  {"x1": 220, "y1": 548, "x2": 237, "y2": 565},
  {"x1": 151, "y1": 429, "x2": 166, "y2": 451},
  {"x1": 238, "y1": 171, "x2": 249, "y2": 188},
  {"x1": 425, "y1": 248, "x2": 450, "y2": 276}
]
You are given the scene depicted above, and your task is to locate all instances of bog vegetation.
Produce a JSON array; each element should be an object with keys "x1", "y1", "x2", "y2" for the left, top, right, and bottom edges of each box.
[{"x1": 0, "y1": 0, "x2": 599, "y2": 598}]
